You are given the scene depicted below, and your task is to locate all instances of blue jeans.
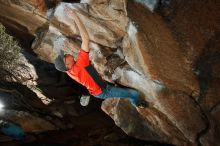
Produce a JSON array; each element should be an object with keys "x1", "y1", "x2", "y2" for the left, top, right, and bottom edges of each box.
[{"x1": 95, "y1": 84, "x2": 140, "y2": 106}]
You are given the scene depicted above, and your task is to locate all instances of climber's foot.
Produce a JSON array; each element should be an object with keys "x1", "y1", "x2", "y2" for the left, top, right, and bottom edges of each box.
[{"x1": 136, "y1": 100, "x2": 149, "y2": 109}]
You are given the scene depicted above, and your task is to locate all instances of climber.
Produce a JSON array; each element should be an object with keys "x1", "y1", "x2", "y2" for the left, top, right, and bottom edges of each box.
[{"x1": 54, "y1": 8, "x2": 148, "y2": 108}]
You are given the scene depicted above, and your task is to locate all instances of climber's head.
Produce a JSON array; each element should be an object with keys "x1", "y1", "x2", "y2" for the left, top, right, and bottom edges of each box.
[
  {"x1": 54, "y1": 50, "x2": 75, "y2": 72},
  {"x1": 64, "y1": 54, "x2": 75, "y2": 70}
]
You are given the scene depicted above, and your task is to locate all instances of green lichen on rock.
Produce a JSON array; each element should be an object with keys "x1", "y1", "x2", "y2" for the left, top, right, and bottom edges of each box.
[{"x1": 0, "y1": 24, "x2": 22, "y2": 80}]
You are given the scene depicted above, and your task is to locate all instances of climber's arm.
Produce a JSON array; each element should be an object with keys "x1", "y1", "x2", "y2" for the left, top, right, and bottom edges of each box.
[{"x1": 65, "y1": 8, "x2": 90, "y2": 52}]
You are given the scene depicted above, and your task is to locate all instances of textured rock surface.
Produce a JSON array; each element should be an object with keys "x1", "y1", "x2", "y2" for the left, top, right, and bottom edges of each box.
[
  {"x1": 200, "y1": 106, "x2": 220, "y2": 146},
  {"x1": 0, "y1": 0, "x2": 47, "y2": 34},
  {"x1": 0, "y1": 0, "x2": 220, "y2": 146},
  {"x1": 0, "y1": 110, "x2": 56, "y2": 132}
]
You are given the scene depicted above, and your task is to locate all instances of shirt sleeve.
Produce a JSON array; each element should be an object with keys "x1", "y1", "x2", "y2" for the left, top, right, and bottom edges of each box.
[{"x1": 75, "y1": 49, "x2": 90, "y2": 67}]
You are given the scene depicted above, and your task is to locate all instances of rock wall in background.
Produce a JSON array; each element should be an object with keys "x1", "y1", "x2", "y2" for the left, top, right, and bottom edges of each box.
[{"x1": 0, "y1": 0, "x2": 219, "y2": 146}]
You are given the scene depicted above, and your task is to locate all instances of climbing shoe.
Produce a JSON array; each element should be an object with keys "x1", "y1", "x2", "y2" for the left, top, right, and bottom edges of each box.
[
  {"x1": 136, "y1": 100, "x2": 149, "y2": 109},
  {"x1": 80, "y1": 95, "x2": 90, "y2": 106}
]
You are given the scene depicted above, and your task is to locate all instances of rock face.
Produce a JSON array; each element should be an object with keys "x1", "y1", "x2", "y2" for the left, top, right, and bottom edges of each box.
[
  {"x1": 0, "y1": 0, "x2": 47, "y2": 34},
  {"x1": 0, "y1": 0, "x2": 220, "y2": 146},
  {"x1": 0, "y1": 110, "x2": 56, "y2": 132}
]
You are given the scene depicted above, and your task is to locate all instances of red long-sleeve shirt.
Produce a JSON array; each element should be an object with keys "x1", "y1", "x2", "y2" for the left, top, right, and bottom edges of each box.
[{"x1": 66, "y1": 50, "x2": 106, "y2": 96}]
